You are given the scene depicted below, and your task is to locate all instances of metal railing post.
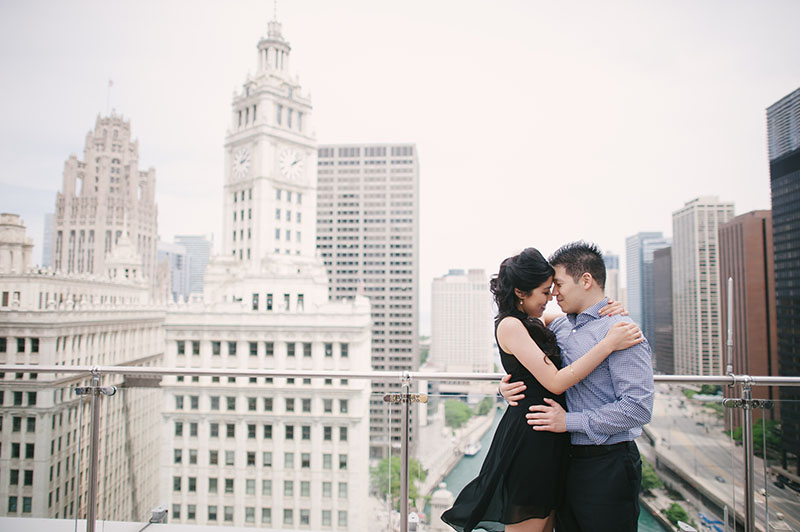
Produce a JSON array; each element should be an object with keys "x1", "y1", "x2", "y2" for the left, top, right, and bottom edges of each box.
[
  {"x1": 400, "y1": 373, "x2": 410, "y2": 532},
  {"x1": 741, "y1": 379, "x2": 755, "y2": 532},
  {"x1": 87, "y1": 372, "x2": 100, "y2": 532}
]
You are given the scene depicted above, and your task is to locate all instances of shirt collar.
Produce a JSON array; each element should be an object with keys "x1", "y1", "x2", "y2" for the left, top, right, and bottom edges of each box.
[{"x1": 566, "y1": 297, "x2": 609, "y2": 326}]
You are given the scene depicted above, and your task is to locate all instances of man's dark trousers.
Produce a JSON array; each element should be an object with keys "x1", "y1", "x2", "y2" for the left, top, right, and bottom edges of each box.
[{"x1": 555, "y1": 441, "x2": 642, "y2": 532}]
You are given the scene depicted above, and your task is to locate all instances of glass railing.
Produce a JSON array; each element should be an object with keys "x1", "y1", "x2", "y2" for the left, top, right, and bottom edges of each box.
[{"x1": 0, "y1": 366, "x2": 798, "y2": 532}]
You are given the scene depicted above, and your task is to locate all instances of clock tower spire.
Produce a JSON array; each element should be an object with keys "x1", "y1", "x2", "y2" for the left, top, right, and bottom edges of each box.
[{"x1": 222, "y1": 14, "x2": 316, "y2": 266}]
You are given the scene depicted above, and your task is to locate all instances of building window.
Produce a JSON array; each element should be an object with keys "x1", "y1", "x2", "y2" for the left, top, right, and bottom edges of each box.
[
  {"x1": 208, "y1": 506, "x2": 217, "y2": 521},
  {"x1": 225, "y1": 451, "x2": 235, "y2": 466},
  {"x1": 301, "y1": 453, "x2": 310, "y2": 468},
  {"x1": 302, "y1": 398, "x2": 311, "y2": 413},
  {"x1": 322, "y1": 482, "x2": 332, "y2": 498},
  {"x1": 265, "y1": 341, "x2": 274, "y2": 356},
  {"x1": 210, "y1": 423, "x2": 219, "y2": 438},
  {"x1": 341, "y1": 343, "x2": 349, "y2": 357},
  {"x1": 324, "y1": 426, "x2": 332, "y2": 440},
  {"x1": 263, "y1": 452, "x2": 273, "y2": 467},
  {"x1": 338, "y1": 511, "x2": 348, "y2": 527},
  {"x1": 340, "y1": 426, "x2": 348, "y2": 441},
  {"x1": 301, "y1": 425, "x2": 311, "y2": 440},
  {"x1": 226, "y1": 423, "x2": 235, "y2": 438},
  {"x1": 285, "y1": 425, "x2": 294, "y2": 440},
  {"x1": 224, "y1": 506, "x2": 233, "y2": 522},
  {"x1": 324, "y1": 399, "x2": 333, "y2": 413},
  {"x1": 225, "y1": 478, "x2": 234, "y2": 494},
  {"x1": 339, "y1": 399, "x2": 349, "y2": 413},
  {"x1": 209, "y1": 451, "x2": 218, "y2": 465},
  {"x1": 323, "y1": 453, "x2": 332, "y2": 469},
  {"x1": 211, "y1": 396, "x2": 220, "y2": 410},
  {"x1": 287, "y1": 342, "x2": 295, "y2": 357},
  {"x1": 325, "y1": 343, "x2": 333, "y2": 357},
  {"x1": 284, "y1": 452, "x2": 294, "y2": 468},
  {"x1": 283, "y1": 480, "x2": 294, "y2": 497},
  {"x1": 262, "y1": 479, "x2": 272, "y2": 496},
  {"x1": 339, "y1": 454, "x2": 347, "y2": 470},
  {"x1": 264, "y1": 424, "x2": 273, "y2": 439},
  {"x1": 192, "y1": 341, "x2": 200, "y2": 355},
  {"x1": 264, "y1": 397, "x2": 273, "y2": 411},
  {"x1": 212, "y1": 341, "x2": 221, "y2": 355},
  {"x1": 322, "y1": 510, "x2": 331, "y2": 526},
  {"x1": 177, "y1": 341, "x2": 185, "y2": 355},
  {"x1": 228, "y1": 341, "x2": 237, "y2": 355},
  {"x1": 262, "y1": 508, "x2": 272, "y2": 524},
  {"x1": 266, "y1": 293, "x2": 273, "y2": 310},
  {"x1": 187, "y1": 504, "x2": 196, "y2": 520},
  {"x1": 173, "y1": 449, "x2": 182, "y2": 464}
]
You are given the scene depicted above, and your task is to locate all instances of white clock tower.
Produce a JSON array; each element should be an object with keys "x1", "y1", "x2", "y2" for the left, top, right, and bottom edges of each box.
[{"x1": 223, "y1": 18, "x2": 316, "y2": 264}]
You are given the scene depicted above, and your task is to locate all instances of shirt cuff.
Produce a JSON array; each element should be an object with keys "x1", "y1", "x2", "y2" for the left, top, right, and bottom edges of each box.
[{"x1": 565, "y1": 412, "x2": 584, "y2": 434}]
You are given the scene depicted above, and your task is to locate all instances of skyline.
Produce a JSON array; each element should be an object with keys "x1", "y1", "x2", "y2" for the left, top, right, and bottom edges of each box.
[{"x1": 2, "y1": 0, "x2": 799, "y2": 330}]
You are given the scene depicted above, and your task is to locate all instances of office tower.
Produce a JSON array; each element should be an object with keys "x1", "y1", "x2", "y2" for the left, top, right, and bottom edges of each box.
[
  {"x1": 0, "y1": 214, "x2": 163, "y2": 520},
  {"x1": 174, "y1": 235, "x2": 212, "y2": 295},
  {"x1": 430, "y1": 269, "x2": 492, "y2": 397},
  {"x1": 719, "y1": 210, "x2": 779, "y2": 427},
  {"x1": 52, "y1": 113, "x2": 158, "y2": 287},
  {"x1": 41, "y1": 213, "x2": 54, "y2": 268},
  {"x1": 625, "y1": 232, "x2": 670, "y2": 340},
  {"x1": 316, "y1": 143, "x2": 420, "y2": 458},
  {"x1": 652, "y1": 247, "x2": 673, "y2": 374},
  {"x1": 162, "y1": 18, "x2": 373, "y2": 529},
  {"x1": 767, "y1": 87, "x2": 800, "y2": 470},
  {"x1": 603, "y1": 252, "x2": 620, "y2": 302},
  {"x1": 158, "y1": 240, "x2": 191, "y2": 302},
  {"x1": 672, "y1": 196, "x2": 734, "y2": 375}
]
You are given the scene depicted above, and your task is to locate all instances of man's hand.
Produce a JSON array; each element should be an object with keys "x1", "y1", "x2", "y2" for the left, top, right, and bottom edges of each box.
[
  {"x1": 498, "y1": 374, "x2": 526, "y2": 406},
  {"x1": 527, "y1": 398, "x2": 567, "y2": 432}
]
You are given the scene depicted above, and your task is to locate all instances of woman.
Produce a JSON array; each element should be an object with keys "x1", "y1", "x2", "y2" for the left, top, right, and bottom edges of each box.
[{"x1": 441, "y1": 248, "x2": 642, "y2": 532}]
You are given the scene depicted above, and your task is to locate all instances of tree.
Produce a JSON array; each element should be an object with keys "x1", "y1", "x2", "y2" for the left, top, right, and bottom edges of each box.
[
  {"x1": 730, "y1": 419, "x2": 782, "y2": 455},
  {"x1": 640, "y1": 458, "x2": 663, "y2": 492},
  {"x1": 475, "y1": 396, "x2": 494, "y2": 416},
  {"x1": 700, "y1": 384, "x2": 722, "y2": 395},
  {"x1": 663, "y1": 503, "x2": 691, "y2": 526},
  {"x1": 370, "y1": 456, "x2": 428, "y2": 509},
  {"x1": 445, "y1": 399, "x2": 473, "y2": 428}
]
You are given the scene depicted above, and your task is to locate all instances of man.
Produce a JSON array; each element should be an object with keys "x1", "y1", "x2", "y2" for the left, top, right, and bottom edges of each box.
[{"x1": 499, "y1": 241, "x2": 654, "y2": 532}]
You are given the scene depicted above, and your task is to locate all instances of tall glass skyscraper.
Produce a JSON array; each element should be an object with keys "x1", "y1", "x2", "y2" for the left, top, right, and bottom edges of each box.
[{"x1": 767, "y1": 87, "x2": 800, "y2": 472}]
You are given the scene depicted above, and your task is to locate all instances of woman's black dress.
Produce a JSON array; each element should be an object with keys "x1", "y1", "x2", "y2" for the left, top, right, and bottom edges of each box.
[{"x1": 441, "y1": 314, "x2": 569, "y2": 532}]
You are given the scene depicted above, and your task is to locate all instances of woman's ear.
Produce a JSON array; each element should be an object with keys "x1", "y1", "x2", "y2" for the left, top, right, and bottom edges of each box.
[{"x1": 514, "y1": 288, "x2": 525, "y2": 299}]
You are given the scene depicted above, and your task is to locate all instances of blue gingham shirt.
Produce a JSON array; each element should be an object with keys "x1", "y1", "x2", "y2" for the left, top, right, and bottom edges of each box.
[{"x1": 550, "y1": 297, "x2": 654, "y2": 445}]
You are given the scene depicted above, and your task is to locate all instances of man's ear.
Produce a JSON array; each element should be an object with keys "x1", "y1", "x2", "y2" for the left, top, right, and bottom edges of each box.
[{"x1": 581, "y1": 272, "x2": 594, "y2": 290}]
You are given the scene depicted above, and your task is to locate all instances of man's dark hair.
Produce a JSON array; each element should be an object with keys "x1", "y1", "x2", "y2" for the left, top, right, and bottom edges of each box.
[{"x1": 548, "y1": 241, "x2": 606, "y2": 289}]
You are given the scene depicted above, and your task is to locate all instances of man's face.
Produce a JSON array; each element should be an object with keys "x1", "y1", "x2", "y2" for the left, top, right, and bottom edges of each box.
[{"x1": 552, "y1": 264, "x2": 581, "y2": 314}]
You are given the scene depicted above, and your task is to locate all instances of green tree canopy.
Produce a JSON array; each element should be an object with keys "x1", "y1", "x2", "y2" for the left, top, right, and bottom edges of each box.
[
  {"x1": 730, "y1": 419, "x2": 781, "y2": 455},
  {"x1": 641, "y1": 458, "x2": 663, "y2": 492},
  {"x1": 445, "y1": 399, "x2": 473, "y2": 429},
  {"x1": 664, "y1": 503, "x2": 691, "y2": 526},
  {"x1": 370, "y1": 456, "x2": 428, "y2": 509},
  {"x1": 475, "y1": 396, "x2": 495, "y2": 416}
]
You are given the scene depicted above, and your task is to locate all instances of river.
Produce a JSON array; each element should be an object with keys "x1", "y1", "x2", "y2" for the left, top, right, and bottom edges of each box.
[{"x1": 440, "y1": 408, "x2": 669, "y2": 531}]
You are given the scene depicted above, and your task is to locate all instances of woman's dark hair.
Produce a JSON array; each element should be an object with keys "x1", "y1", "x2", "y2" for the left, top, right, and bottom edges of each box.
[{"x1": 489, "y1": 247, "x2": 561, "y2": 366}]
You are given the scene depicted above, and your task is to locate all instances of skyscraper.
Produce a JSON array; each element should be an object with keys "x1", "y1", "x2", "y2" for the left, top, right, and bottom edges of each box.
[
  {"x1": 672, "y1": 196, "x2": 734, "y2": 375},
  {"x1": 158, "y1": 240, "x2": 191, "y2": 302},
  {"x1": 174, "y1": 235, "x2": 212, "y2": 295},
  {"x1": 316, "y1": 143, "x2": 420, "y2": 458},
  {"x1": 603, "y1": 252, "x2": 620, "y2": 302},
  {"x1": 767, "y1": 87, "x2": 800, "y2": 470},
  {"x1": 718, "y1": 210, "x2": 778, "y2": 427},
  {"x1": 52, "y1": 114, "x2": 158, "y2": 286},
  {"x1": 625, "y1": 232, "x2": 670, "y2": 340},
  {"x1": 430, "y1": 269, "x2": 492, "y2": 373},
  {"x1": 651, "y1": 246, "x2": 673, "y2": 374},
  {"x1": 161, "y1": 18, "x2": 373, "y2": 529},
  {"x1": 0, "y1": 214, "x2": 164, "y2": 521}
]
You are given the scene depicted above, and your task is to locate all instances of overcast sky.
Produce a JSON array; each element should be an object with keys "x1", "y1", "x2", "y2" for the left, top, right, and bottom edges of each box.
[{"x1": 1, "y1": 0, "x2": 799, "y2": 333}]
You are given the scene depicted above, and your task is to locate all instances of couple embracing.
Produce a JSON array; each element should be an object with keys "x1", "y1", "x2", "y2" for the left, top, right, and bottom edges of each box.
[{"x1": 442, "y1": 242, "x2": 655, "y2": 532}]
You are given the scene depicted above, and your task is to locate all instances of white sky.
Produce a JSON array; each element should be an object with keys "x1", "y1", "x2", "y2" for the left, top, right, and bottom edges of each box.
[{"x1": 1, "y1": 0, "x2": 799, "y2": 333}]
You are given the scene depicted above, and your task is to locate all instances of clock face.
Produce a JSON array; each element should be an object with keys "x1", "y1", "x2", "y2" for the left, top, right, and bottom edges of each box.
[
  {"x1": 232, "y1": 147, "x2": 251, "y2": 179},
  {"x1": 279, "y1": 148, "x2": 304, "y2": 180}
]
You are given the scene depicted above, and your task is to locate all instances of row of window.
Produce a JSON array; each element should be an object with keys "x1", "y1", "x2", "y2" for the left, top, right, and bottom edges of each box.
[
  {"x1": 171, "y1": 447, "x2": 348, "y2": 470},
  {"x1": 172, "y1": 504, "x2": 347, "y2": 527},
  {"x1": 175, "y1": 420, "x2": 349, "y2": 440},
  {"x1": 0, "y1": 391, "x2": 38, "y2": 406},
  {"x1": 176, "y1": 340, "x2": 348, "y2": 357},
  {"x1": 174, "y1": 396, "x2": 349, "y2": 414},
  {"x1": 174, "y1": 477, "x2": 348, "y2": 498},
  {"x1": 0, "y1": 337, "x2": 39, "y2": 353}
]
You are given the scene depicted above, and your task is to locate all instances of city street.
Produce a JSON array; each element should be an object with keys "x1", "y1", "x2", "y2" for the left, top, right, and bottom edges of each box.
[{"x1": 649, "y1": 384, "x2": 800, "y2": 531}]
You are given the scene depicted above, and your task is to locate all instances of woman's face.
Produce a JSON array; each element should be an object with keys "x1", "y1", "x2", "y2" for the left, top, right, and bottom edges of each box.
[{"x1": 516, "y1": 277, "x2": 553, "y2": 318}]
